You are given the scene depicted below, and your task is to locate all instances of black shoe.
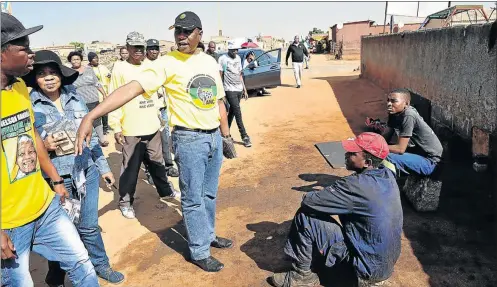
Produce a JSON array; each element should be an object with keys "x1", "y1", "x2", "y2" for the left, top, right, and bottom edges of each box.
[
  {"x1": 210, "y1": 236, "x2": 233, "y2": 249},
  {"x1": 145, "y1": 171, "x2": 154, "y2": 185},
  {"x1": 297, "y1": 85, "x2": 301, "y2": 89},
  {"x1": 261, "y1": 88, "x2": 271, "y2": 95},
  {"x1": 166, "y1": 167, "x2": 179, "y2": 177},
  {"x1": 242, "y1": 137, "x2": 252, "y2": 148},
  {"x1": 191, "y1": 256, "x2": 224, "y2": 272}
]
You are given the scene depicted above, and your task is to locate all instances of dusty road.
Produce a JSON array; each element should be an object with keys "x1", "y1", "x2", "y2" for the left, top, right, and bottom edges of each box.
[{"x1": 31, "y1": 55, "x2": 496, "y2": 287}]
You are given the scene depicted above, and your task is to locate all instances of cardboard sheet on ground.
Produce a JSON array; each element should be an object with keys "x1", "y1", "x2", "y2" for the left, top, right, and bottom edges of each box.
[{"x1": 315, "y1": 141, "x2": 346, "y2": 169}]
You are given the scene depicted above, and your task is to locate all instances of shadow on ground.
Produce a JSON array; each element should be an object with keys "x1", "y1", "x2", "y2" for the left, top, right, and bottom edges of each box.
[
  {"x1": 313, "y1": 75, "x2": 386, "y2": 136},
  {"x1": 400, "y1": 156, "x2": 497, "y2": 287},
  {"x1": 96, "y1": 152, "x2": 192, "y2": 261},
  {"x1": 292, "y1": 173, "x2": 340, "y2": 192}
]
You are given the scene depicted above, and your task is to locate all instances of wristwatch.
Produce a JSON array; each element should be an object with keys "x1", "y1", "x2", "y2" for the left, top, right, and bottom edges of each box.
[{"x1": 51, "y1": 179, "x2": 64, "y2": 186}]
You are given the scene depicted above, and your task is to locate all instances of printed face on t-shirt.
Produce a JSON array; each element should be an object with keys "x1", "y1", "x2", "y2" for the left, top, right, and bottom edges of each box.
[
  {"x1": 16, "y1": 138, "x2": 37, "y2": 174},
  {"x1": 2, "y1": 108, "x2": 41, "y2": 183}
]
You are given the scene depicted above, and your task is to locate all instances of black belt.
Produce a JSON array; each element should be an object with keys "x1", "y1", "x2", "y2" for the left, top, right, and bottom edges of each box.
[{"x1": 173, "y1": 126, "x2": 218, "y2": 134}]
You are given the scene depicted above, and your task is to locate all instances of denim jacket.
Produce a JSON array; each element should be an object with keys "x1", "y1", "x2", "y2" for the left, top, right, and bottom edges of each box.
[{"x1": 30, "y1": 85, "x2": 110, "y2": 178}]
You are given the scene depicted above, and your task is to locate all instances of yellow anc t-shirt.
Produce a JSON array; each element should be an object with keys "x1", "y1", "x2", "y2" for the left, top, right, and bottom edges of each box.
[
  {"x1": 92, "y1": 65, "x2": 111, "y2": 102},
  {"x1": 1, "y1": 79, "x2": 54, "y2": 229},
  {"x1": 143, "y1": 57, "x2": 168, "y2": 110},
  {"x1": 108, "y1": 61, "x2": 161, "y2": 136},
  {"x1": 136, "y1": 50, "x2": 225, "y2": 130}
]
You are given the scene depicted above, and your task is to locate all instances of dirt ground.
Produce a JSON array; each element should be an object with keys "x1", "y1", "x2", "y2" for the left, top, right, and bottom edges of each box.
[{"x1": 31, "y1": 55, "x2": 496, "y2": 287}]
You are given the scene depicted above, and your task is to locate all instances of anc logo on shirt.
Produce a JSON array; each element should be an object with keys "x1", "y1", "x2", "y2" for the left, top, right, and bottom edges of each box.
[{"x1": 186, "y1": 74, "x2": 217, "y2": 110}]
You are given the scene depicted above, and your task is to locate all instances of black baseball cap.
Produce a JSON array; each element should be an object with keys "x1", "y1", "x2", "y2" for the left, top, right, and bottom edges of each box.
[
  {"x1": 146, "y1": 39, "x2": 160, "y2": 47},
  {"x1": 1, "y1": 12, "x2": 43, "y2": 46},
  {"x1": 169, "y1": 11, "x2": 202, "y2": 30}
]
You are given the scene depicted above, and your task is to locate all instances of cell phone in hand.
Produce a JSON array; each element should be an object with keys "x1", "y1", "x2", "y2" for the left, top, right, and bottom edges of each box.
[
  {"x1": 53, "y1": 131, "x2": 68, "y2": 141},
  {"x1": 105, "y1": 178, "x2": 118, "y2": 190}
]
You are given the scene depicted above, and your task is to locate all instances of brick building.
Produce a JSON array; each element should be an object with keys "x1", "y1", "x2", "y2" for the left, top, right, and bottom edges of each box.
[{"x1": 329, "y1": 20, "x2": 420, "y2": 55}]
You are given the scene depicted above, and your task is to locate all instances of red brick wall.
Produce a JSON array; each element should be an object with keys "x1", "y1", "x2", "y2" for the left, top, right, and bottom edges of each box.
[
  {"x1": 334, "y1": 22, "x2": 371, "y2": 54},
  {"x1": 332, "y1": 22, "x2": 421, "y2": 55}
]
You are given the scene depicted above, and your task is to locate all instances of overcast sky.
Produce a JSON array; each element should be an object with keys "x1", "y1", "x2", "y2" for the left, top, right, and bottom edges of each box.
[{"x1": 11, "y1": 1, "x2": 496, "y2": 47}]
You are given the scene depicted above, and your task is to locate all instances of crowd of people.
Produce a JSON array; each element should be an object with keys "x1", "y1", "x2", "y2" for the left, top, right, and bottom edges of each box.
[{"x1": 2, "y1": 9, "x2": 444, "y2": 287}]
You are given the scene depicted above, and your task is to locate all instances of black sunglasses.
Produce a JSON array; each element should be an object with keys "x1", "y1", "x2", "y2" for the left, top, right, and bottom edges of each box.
[{"x1": 174, "y1": 27, "x2": 198, "y2": 35}]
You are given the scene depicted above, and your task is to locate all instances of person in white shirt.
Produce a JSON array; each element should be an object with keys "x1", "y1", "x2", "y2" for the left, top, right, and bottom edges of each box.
[{"x1": 218, "y1": 44, "x2": 251, "y2": 147}]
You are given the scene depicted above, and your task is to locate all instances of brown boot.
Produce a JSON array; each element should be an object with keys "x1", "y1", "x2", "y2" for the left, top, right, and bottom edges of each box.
[{"x1": 270, "y1": 269, "x2": 319, "y2": 287}]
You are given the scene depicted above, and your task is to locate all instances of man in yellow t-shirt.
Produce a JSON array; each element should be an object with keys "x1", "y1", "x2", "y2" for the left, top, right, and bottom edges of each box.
[
  {"x1": 1, "y1": 13, "x2": 99, "y2": 286},
  {"x1": 88, "y1": 52, "x2": 111, "y2": 134},
  {"x1": 75, "y1": 11, "x2": 234, "y2": 273},
  {"x1": 108, "y1": 31, "x2": 177, "y2": 220}
]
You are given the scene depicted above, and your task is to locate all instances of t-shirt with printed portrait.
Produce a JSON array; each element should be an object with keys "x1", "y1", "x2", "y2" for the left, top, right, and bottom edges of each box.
[{"x1": 1, "y1": 79, "x2": 54, "y2": 229}]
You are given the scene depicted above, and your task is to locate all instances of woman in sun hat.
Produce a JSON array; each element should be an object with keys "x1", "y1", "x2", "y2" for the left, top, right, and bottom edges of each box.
[{"x1": 22, "y1": 50, "x2": 124, "y2": 285}]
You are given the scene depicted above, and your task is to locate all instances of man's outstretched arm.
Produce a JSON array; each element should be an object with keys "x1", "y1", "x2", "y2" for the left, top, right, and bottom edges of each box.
[{"x1": 75, "y1": 81, "x2": 144, "y2": 155}]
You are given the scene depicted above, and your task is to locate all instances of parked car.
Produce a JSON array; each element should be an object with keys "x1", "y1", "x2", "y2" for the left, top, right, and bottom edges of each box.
[{"x1": 218, "y1": 48, "x2": 281, "y2": 91}]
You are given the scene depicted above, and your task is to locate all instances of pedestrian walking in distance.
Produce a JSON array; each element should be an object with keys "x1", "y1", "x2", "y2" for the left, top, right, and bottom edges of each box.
[{"x1": 286, "y1": 35, "x2": 309, "y2": 88}]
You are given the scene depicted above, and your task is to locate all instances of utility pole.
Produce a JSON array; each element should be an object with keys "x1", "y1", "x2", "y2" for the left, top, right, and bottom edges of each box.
[
  {"x1": 217, "y1": 2, "x2": 221, "y2": 36},
  {"x1": 383, "y1": 1, "x2": 388, "y2": 34}
]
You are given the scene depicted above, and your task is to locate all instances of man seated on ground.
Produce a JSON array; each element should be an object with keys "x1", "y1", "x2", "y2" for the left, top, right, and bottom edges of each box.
[
  {"x1": 383, "y1": 88, "x2": 443, "y2": 176},
  {"x1": 270, "y1": 132, "x2": 402, "y2": 287}
]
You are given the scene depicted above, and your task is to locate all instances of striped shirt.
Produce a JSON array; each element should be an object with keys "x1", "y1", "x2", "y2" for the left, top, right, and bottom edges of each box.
[{"x1": 72, "y1": 66, "x2": 102, "y2": 104}]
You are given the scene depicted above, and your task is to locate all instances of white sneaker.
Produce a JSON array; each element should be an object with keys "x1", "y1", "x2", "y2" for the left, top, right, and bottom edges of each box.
[{"x1": 119, "y1": 206, "x2": 136, "y2": 219}]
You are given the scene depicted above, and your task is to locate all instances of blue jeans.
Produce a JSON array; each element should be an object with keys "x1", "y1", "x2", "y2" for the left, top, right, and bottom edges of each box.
[
  {"x1": 171, "y1": 128, "x2": 223, "y2": 260},
  {"x1": 1, "y1": 196, "x2": 99, "y2": 287},
  {"x1": 387, "y1": 152, "x2": 437, "y2": 176},
  {"x1": 46, "y1": 165, "x2": 110, "y2": 284}
]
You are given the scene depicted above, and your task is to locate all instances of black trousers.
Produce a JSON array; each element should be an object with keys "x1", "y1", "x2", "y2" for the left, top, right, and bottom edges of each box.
[
  {"x1": 102, "y1": 114, "x2": 109, "y2": 132},
  {"x1": 119, "y1": 132, "x2": 174, "y2": 206},
  {"x1": 225, "y1": 91, "x2": 248, "y2": 139}
]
